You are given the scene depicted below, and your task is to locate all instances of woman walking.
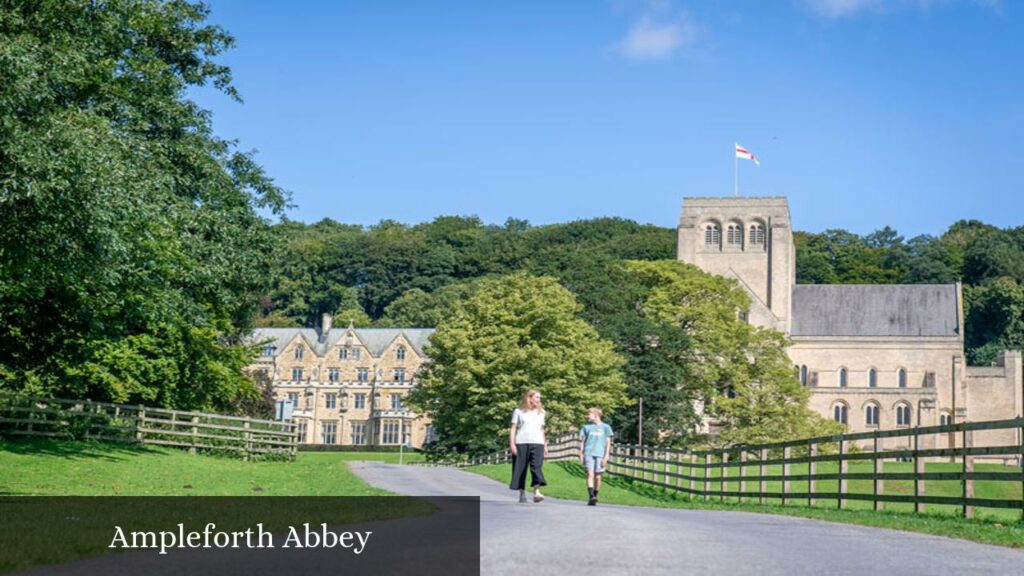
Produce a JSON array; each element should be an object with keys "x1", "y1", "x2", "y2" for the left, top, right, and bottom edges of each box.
[{"x1": 509, "y1": 389, "x2": 547, "y2": 503}]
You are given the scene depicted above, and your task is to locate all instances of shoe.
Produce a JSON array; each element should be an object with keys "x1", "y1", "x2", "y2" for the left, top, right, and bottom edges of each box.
[
  {"x1": 587, "y1": 497, "x2": 597, "y2": 506},
  {"x1": 519, "y1": 493, "x2": 528, "y2": 503},
  {"x1": 533, "y1": 492, "x2": 545, "y2": 503}
]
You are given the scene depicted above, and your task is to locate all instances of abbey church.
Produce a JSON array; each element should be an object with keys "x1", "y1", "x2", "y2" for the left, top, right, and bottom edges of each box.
[{"x1": 678, "y1": 197, "x2": 1023, "y2": 450}]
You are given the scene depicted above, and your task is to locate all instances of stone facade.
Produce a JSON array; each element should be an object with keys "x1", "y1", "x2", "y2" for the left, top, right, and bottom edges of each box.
[
  {"x1": 247, "y1": 315, "x2": 435, "y2": 448},
  {"x1": 678, "y1": 197, "x2": 1023, "y2": 458}
]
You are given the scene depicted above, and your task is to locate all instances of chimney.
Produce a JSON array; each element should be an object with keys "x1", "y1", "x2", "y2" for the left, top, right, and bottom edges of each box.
[{"x1": 320, "y1": 313, "x2": 333, "y2": 343}]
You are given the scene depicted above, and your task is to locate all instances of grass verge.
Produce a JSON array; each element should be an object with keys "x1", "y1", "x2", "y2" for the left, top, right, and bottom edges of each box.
[{"x1": 469, "y1": 460, "x2": 1024, "y2": 549}]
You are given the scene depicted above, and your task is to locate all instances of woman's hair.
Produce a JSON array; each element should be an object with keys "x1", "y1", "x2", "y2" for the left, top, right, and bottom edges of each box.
[{"x1": 518, "y1": 389, "x2": 544, "y2": 412}]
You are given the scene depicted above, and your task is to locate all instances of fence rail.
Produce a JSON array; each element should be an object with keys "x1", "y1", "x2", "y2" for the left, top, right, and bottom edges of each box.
[
  {"x1": 0, "y1": 395, "x2": 297, "y2": 460},
  {"x1": 422, "y1": 418, "x2": 1024, "y2": 519}
]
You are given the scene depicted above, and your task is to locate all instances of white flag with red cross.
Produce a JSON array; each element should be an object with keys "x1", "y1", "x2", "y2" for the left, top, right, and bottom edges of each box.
[{"x1": 735, "y1": 143, "x2": 760, "y2": 166}]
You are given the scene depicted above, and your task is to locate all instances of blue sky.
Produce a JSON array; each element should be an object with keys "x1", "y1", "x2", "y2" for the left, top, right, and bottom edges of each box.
[{"x1": 191, "y1": 0, "x2": 1024, "y2": 237}]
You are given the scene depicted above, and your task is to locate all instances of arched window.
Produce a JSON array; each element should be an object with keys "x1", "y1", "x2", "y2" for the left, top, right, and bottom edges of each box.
[
  {"x1": 895, "y1": 403, "x2": 911, "y2": 427},
  {"x1": 865, "y1": 403, "x2": 880, "y2": 426},
  {"x1": 704, "y1": 224, "x2": 721, "y2": 247},
  {"x1": 939, "y1": 411, "x2": 952, "y2": 426},
  {"x1": 799, "y1": 365, "x2": 808, "y2": 387},
  {"x1": 396, "y1": 346, "x2": 406, "y2": 361},
  {"x1": 749, "y1": 223, "x2": 765, "y2": 246},
  {"x1": 868, "y1": 368, "x2": 877, "y2": 388},
  {"x1": 294, "y1": 346, "x2": 304, "y2": 361},
  {"x1": 897, "y1": 368, "x2": 907, "y2": 388},
  {"x1": 838, "y1": 368, "x2": 848, "y2": 388},
  {"x1": 727, "y1": 223, "x2": 743, "y2": 247},
  {"x1": 832, "y1": 403, "x2": 848, "y2": 425}
]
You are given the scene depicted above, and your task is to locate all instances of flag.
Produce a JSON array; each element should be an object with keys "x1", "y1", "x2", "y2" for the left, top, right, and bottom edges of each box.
[{"x1": 735, "y1": 143, "x2": 760, "y2": 167}]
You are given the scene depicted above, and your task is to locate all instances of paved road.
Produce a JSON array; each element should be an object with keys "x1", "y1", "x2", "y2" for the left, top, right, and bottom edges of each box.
[{"x1": 349, "y1": 462, "x2": 1024, "y2": 576}]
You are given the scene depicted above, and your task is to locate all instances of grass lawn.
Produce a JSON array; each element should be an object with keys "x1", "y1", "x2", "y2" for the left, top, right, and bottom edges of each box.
[
  {"x1": 469, "y1": 460, "x2": 1024, "y2": 549},
  {"x1": 0, "y1": 438, "x2": 430, "y2": 573},
  {"x1": 0, "y1": 438, "x2": 423, "y2": 496}
]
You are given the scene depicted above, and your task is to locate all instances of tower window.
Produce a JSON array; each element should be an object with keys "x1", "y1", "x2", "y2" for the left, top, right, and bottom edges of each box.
[
  {"x1": 727, "y1": 224, "x2": 743, "y2": 246},
  {"x1": 749, "y1": 224, "x2": 765, "y2": 246},
  {"x1": 898, "y1": 368, "x2": 907, "y2": 388},
  {"x1": 868, "y1": 368, "x2": 877, "y2": 388},
  {"x1": 896, "y1": 403, "x2": 911, "y2": 426},
  {"x1": 833, "y1": 403, "x2": 848, "y2": 424},
  {"x1": 839, "y1": 368, "x2": 848, "y2": 388},
  {"x1": 704, "y1": 224, "x2": 721, "y2": 247}
]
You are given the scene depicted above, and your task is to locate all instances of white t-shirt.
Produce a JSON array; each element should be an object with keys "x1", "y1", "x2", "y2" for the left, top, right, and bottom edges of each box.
[{"x1": 511, "y1": 408, "x2": 545, "y2": 445}]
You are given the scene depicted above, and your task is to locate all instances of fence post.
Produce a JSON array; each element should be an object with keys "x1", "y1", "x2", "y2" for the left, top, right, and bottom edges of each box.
[
  {"x1": 739, "y1": 450, "x2": 747, "y2": 503},
  {"x1": 808, "y1": 440, "x2": 817, "y2": 508},
  {"x1": 676, "y1": 451, "x2": 684, "y2": 491},
  {"x1": 838, "y1": 439, "x2": 848, "y2": 509},
  {"x1": 873, "y1": 431, "x2": 883, "y2": 511},
  {"x1": 190, "y1": 416, "x2": 198, "y2": 454},
  {"x1": 720, "y1": 451, "x2": 728, "y2": 502},
  {"x1": 136, "y1": 405, "x2": 145, "y2": 443},
  {"x1": 689, "y1": 453, "x2": 697, "y2": 495},
  {"x1": 243, "y1": 419, "x2": 252, "y2": 461},
  {"x1": 782, "y1": 446, "x2": 791, "y2": 506},
  {"x1": 963, "y1": 428, "x2": 974, "y2": 519},
  {"x1": 1020, "y1": 416, "x2": 1024, "y2": 522},
  {"x1": 914, "y1": 429, "x2": 925, "y2": 514},
  {"x1": 759, "y1": 448, "x2": 767, "y2": 505},
  {"x1": 703, "y1": 453, "x2": 711, "y2": 502}
]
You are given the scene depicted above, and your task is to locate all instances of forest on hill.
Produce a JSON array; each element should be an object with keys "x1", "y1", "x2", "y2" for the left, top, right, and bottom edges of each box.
[{"x1": 261, "y1": 216, "x2": 1024, "y2": 366}]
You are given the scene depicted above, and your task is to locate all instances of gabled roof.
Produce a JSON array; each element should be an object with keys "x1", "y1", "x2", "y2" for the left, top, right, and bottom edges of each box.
[
  {"x1": 248, "y1": 327, "x2": 434, "y2": 358},
  {"x1": 791, "y1": 284, "x2": 960, "y2": 338}
]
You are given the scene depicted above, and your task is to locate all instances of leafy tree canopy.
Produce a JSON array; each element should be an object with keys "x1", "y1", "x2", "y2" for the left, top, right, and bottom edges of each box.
[{"x1": 0, "y1": 0, "x2": 285, "y2": 411}]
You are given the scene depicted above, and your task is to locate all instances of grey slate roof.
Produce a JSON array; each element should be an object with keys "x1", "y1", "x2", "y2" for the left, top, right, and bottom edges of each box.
[
  {"x1": 790, "y1": 284, "x2": 960, "y2": 338},
  {"x1": 248, "y1": 327, "x2": 435, "y2": 357}
]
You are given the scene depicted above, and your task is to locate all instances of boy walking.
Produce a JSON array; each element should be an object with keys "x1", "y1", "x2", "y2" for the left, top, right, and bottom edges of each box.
[{"x1": 579, "y1": 407, "x2": 613, "y2": 506}]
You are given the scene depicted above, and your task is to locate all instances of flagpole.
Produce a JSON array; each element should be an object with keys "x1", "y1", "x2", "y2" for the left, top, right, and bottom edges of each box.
[{"x1": 734, "y1": 149, "x2": 739, "y2": 197}]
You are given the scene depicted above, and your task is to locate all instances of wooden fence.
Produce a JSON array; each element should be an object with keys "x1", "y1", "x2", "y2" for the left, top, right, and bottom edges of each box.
[
  {"x1": 423, "y1": 418, "x2": 1024, "y2": 519},
  {"x1": 610, "y1": 417, "x2": 1024, "y2": 519},
  {"x1": 0, "y1": 395, "x2": 297, "y2": 460}
]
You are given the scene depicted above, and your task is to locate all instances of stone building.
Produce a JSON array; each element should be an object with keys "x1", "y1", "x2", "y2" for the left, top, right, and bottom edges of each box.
[
  {"x1": 248, "y1": 314, "x2": 435, "y2": 448},
  {"x1": 678, "y1": 196, "x2": 1023, "y2": 455}
]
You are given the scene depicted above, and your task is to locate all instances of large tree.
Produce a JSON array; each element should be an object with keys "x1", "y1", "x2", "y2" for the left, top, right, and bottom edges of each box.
[
  {"x1": 406, "y1": 273, "x2": 629, "y2": 453},
  {"x1": 0, "y1": 0, "x2": 286, "y2": 411},
  {"x1": 626, "y1": 260, "x2": 841, "y2": 447}
]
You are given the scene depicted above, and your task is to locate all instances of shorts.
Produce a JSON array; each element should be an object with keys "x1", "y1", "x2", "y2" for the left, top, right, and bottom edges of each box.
[{"x1": 583, "y1": 455, "x2": 606, "y2": 473}]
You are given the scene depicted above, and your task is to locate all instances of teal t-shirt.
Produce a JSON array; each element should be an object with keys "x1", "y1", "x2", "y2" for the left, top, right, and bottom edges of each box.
[{"x1": 580, "y1": 423, "x2": 613, "y2": 458}]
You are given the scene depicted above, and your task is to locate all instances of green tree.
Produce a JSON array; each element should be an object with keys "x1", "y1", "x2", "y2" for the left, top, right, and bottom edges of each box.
[
  {"x1": 0, "y1": 0, "x2": 286, "y2": 411},
  {"x1": 626, "y1": 260, "x2": 840, "y2": 446},
  {"x1": 406, "y1": 273, "x2": 629, "y2": 453}
]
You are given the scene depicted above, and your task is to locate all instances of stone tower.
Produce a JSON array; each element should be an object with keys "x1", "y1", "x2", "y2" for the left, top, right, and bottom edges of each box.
[{"x1": 677, "y1": 197, "x2": 795, "y2": 333}]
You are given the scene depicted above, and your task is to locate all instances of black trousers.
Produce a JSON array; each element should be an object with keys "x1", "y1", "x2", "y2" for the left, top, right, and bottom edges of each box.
[{"x1": 509, "y1": 443, "x2": 546, "y2": 490}]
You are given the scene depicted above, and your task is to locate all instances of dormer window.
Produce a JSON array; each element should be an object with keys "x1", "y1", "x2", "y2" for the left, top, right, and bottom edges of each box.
[{"x1": 263, "y1": 345, "x2": 276, "y2": 357}]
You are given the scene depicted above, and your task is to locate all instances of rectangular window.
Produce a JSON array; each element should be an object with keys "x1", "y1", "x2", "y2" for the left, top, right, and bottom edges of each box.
[
  {"x1": 339, "y1": 348, "x2": 348, "y2": 360},
  {"x1": 350, "y1": 421, "x2": 367, "y2": 445},
  {"x1": 382, "y1": 420, "x2": 401, "y2": 445},
  {"x1": 321, "y1": 421, "x2": 338, "y2": 445},
  {"x1": 286, "y1": 392, "x2": 298, "y2": 407},
  {"x1": 357, "y1": 368, "x2": 369, "y2": 382},
  {"x1": 294, "y1": 346, "x2": 304, "y2": 360},
  {"x1": 390, "y1": 394, "x2": 402, "y2": 410},
  {"x1": 291, "y1": 367, "x2": 303, "y2": 382},
  {"x1": 325, "y1": 393, "x2": 337, "y2": 409},
  {"x1": 328, "y1": 368, "x2": 340, "y2": 382},
  {"x1": 296, "y1": 421, "x2": 308, "y2": 443},
  {"x1": 353, "y1": 348, "x2": 361, "y2": 361},
  {"x1": 263, "y1": 345, "x2": 276, "y2": 357},
  {"x1": 394, "y1": 368, "x2": 405, "y2": 383},
  {"x1": 354, "y1": 394, "x2": 366, "y2": 410}
]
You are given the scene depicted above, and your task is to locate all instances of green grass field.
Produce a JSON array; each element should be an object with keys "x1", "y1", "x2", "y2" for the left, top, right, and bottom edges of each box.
[
  {"x1": 0, "y1": 438, "x2": 430, "y2": 572},
  {"x1": 0, "y1": 438, "x2": 424, "y2": 496},
  {"x1": 469, "y1": 460, "x2": 1024, "y2": 548}
]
